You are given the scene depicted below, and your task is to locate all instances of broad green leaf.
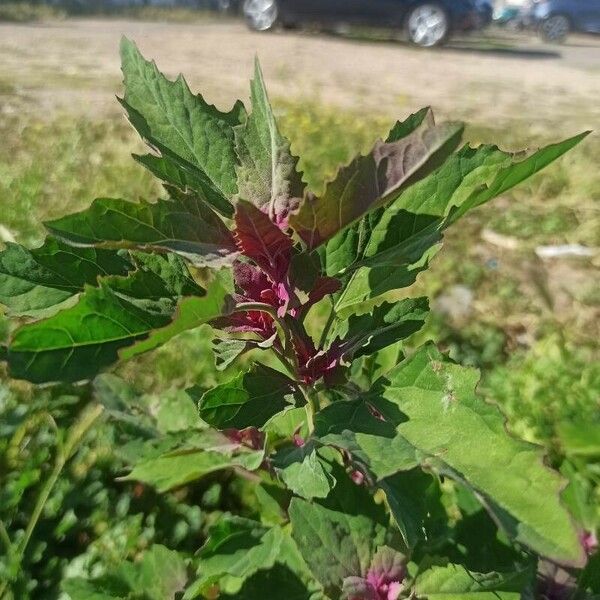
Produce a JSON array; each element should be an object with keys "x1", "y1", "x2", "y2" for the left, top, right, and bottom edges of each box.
[
  {"x1": 330, "y1": 297, "x2": 429, "y2": 359},
  {"x1": 325, "y1": 133, "x2": 588, "y2": 313},
  {"x1": 191, "y1": 363, "x2": 297, "y2": 430},
  {"x1": 290, "y1": 109, "x2": 463, "y2": 249},
  {"x1": 7, "y1": 283, "x2": 174, "y2": 384},
  {"x1": 45, "y1": 194, "x2": 237, "y2": 268},
  {"x1": 380, "y1": 470, "x2": 443, "y2": 550},
  {"x1": 213, "y1": 337, "x2": 250, "y2": 371},
  {"x1": 120, "y1": 270, "x2": 232, "y2": 360},
  {"x1": 124, "y1": 444, "x2": 263, "y2": 493},
  {"x1": 367, "y1": 345, "x2": 586, "y2": 566},
  {"x1": 289, "y1": 467, "x2": 388, "y2": 596},
  {"x1": 314, "y1": 398, "x2": 419, "y2": 479},
  {"x1": 63, "y1": 545, "x2": 188, "y2": 600},
  {"x1": 273, "y1": 442, "x2": 336, "y2": 500},
  {"x1": 413, "y1": 564, "x2": 528, "y2": 599},
  {"x1": 235, "y1": 59, "x2": 304, "y2": 221},
  {"x1": 186, "y1": 517, "x2": 318, "y2": 598},
  {"x1": 0, "y1": 238, "x2": 131, "y2": 317},
  {"x1": 120, "y1": 38, "x2": 245, "y2": 217},
  {"x1": 6, "y1": 256, "x2": 227, "y2": 383},
  {"x1": 221, "y1": 564, "x2": 322, "y2": 600}
]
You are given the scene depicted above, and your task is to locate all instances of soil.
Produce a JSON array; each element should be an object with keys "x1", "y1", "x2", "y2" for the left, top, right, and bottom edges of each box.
[{"x1": 1, "y1": 18, "x2": 599, "y2": 130}]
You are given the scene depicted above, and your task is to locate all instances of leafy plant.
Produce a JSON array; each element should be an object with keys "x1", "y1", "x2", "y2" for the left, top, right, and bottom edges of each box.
[{"x1": 0, "y1": 39, "x2": 597, "y2": 599}]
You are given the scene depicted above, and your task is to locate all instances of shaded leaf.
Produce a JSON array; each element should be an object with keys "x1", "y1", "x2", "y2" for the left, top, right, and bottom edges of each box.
[
  {"x1": 186, "y1": 517, "x2": 317, "y2": 598},
  {"x1": 192, "y1": 363, "x2": 297, "y2": 430},
  {"x1": 46, "y1": 194, "x2": 237, "y2": 268},
  {"x1": 289, "y1": 466, "x2": 388, "y2": 596},
  {"x1": 6, "y1": 257, "x2": 228, "y2": 383},
  {"x1": 331, "y1": 297, "x2": 429, "y2": 359},
  {"x1": 0, "y1": 238, "x2": 131, "y2": 317},
  {"x1": 63, "y1": 545, "x2": 188, "y2": 600},
  {"x1": 274, "y1": 442, "x2": 336, "y2": 500}
]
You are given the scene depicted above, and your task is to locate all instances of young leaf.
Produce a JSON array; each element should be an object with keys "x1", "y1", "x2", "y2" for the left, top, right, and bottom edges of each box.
[
  {"x1": 290, "y1": 110, "x2": 463, "y2": 249},
  {"x1": 0, "y1": 238, "x2": 131, "y2": 316},
  {"x1": 191, "y1": 363, "x2": 297, "y2": 430},
  {"x1": 120, "y1": 38, "x2": 245, "y2": 216},
  {"x1": 45, "y1": 194, "x2": 238, "y2": 268},
  {"x1": 330, "y1": 297, "x2": 429, "y2": 359},
  {"x1": 273, "y1": 442, "x2": 336, "y2": 500},
  {"x1": 367, "y1": 345, "x2": 586, "y2": 567},
  {"x1": 234, "y1": 199, "x2": 293, "y2": 279},
  {"x1": 413, "y1": 564, "x2": 529, "y2": 599},
  {"x1": 289, "y1": 467, "x2": 388, "y2": 597},
  {"x1": 326, "y1": 133, "x2": 588, "y2": 313},
  {"x1": 234, "y1": 59, "x2": 304, "y2": 225}
]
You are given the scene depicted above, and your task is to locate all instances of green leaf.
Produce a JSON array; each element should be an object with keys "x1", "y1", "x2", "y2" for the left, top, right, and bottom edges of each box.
[
  {"x1": 119, "y1": 269, "x2": 232, "y2": 360},
  {"x1": 192, "y1": 363, "x2": 297, "y2": 430},
  {"x1": 291, "y1": 109, "x2": 463, "y2": 249},
  {"x1": 413, "y1": 564, "x2": 528, "y2": 599},
  {"x1": 367, "y1": 345, "x2": 586, "y2": 566},
  {"x1": 45, "y1": 194, "x2": 237, "y2": 268},
  {"x1": 63, "y1": 545, "x2": 188, "y2": 600},
  {"x1": 234, "y1": 59, "x2": 304, "y2": 221},
  {"x1": 186, "y1": 517, "x2": 318, "y2": 598},
  {"x1": 0, "y1": 238, "x2": 131, "y2": 317},
  {"x1": 7, "y1": 283, "x2": 173, "y2": 384},
  {"x1": 325, "y1": 133, "x2": 588, "y2": 313},
  {"x1": 314, "y1": 398, "x2": 419, "y2": 479},
  {"x1": 124, "y1": 443, "x2": 264, "y2": 493},
  {"x1": 120, "y1": 38, "x2": 245, "y2": 217},
  {"x1": 330, "y1": 297, "x2": 429, "y2": 359},
  {"x1": 273, "y1": 442, "x2": 336, "y2": 500},
  {"x1": 221, "y1": 564, "x2": 321, "y2": 600},
  {"x1": 6, "y1": 256, "x2": 227, "y2": 383},
  {"x1": 289, "y1": 467, "x2": 388, "y2": 596},
  {"x1": 380, "y1": 470, "x2": 443, "y2": 550}
]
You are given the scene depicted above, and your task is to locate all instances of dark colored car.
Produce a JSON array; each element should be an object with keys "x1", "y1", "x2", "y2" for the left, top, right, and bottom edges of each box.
[
  {"x1": 530, "y1": 0, "x2": 600, "y2": 42},
  {"x1": 241, "y1": 0, "x2": 483, "y2": 47}
]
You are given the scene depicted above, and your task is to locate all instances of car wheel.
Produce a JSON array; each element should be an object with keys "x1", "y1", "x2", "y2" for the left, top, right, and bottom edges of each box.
[
  {"x1": 405, "y1": 2, "x2": 450, "y2": 47},
  {"x1": 540, "y1": 14, "x2": 570, "y2": 43},
  {"x1": 243, "y1": 0, "x2": 278, "y2": 31}
]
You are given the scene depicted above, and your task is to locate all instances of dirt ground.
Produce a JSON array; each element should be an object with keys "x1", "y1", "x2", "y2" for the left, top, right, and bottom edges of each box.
[{"x1": 1, "y1": 19, "x2": 599, "y2": 130}]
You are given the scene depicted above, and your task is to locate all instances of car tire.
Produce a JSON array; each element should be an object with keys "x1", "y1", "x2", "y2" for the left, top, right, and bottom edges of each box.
[
  {"x1": 243, "y1": 0, "x2": 279, "y2": 31},
  {"x1": 540, "y1": 14, "x2": 570, "y2": 43},
  {"x1": 405, "y1": 2, "x2": 450, "y2": 47}
]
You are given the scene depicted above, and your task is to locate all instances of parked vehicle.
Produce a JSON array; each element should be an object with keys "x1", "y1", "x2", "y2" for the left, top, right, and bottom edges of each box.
[
  {"x1": 241, "y1": 0, "x2": 484, "y2": 47},
  {"x1": 530, "y1": 0, "x2": 600, "y2": 42}
]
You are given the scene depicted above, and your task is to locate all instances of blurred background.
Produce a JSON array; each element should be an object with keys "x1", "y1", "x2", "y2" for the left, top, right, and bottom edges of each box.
[{"x1": 0, "y1": 0, "x2": 598, "y2": 596}]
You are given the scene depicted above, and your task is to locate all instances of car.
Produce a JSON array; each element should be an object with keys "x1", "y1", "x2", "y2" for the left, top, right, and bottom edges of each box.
[
  {"x1": 530, "y1": 0, "x2": 600, "y2": 42},
  {"x1": 241, "y1": 0, "x2": 484, "y2": 47}
]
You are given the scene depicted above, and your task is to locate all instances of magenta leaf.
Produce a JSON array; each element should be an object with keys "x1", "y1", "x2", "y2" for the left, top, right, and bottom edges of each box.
[{"x1": 234, "y1": 200, "x2": 293, "y2": 281}]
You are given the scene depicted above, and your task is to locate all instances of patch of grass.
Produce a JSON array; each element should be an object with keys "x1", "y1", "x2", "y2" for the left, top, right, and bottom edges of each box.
[
  {"x1": 0, "y1": 116, "x2": 158, "y2": 246},
  {"x1": 0, "y1": 2, "x2": 65, "y2": 23}
]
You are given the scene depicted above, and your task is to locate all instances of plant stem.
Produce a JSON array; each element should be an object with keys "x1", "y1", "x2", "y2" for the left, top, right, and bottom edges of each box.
[
  {"x1": 0, "y1": 520, "x2": 11, "y2": 554},
  {"x1": 0, "y1": 404, "x2": 103, "y2": 599}
]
